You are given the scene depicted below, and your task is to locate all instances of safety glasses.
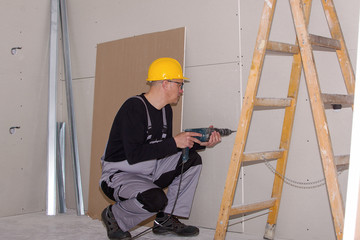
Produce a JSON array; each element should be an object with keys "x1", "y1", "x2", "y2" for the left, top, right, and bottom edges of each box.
[{"x1": 166, "y1": 80, "x2": 184, "y2": 90}]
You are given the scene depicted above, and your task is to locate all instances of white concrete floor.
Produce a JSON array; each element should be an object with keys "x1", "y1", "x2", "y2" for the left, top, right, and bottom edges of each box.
[{"x1": 0, "y1": 209, "x2": 271, "y2": 240}]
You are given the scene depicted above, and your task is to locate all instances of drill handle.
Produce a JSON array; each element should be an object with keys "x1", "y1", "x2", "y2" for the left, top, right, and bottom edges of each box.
[{"x1": 182, "y1": 147, "x2": 189, "y2": 163}]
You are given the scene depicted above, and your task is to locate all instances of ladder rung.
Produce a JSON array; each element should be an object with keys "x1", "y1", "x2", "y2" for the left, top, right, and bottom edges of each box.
[
  {"x1": 266, "y1": 41, "x2": 299, "y2": 54},
  {"x1": 230, "y1": 198, "x2": 276, "y2": 216},
  {"x1": 254, "y1": 97, "x2": 292, "y2": 109},
  {"x1": 335, "y1": 155, "x2": 349, "y2": 171},
  {"x1": 266, "y1": 35, "x2": 340, "y2": 54},
  {"x1": 243, "y1": 150, "x2": 284, "y2": 162},
  {"x1": 309, "y1": 34, "x2": 341, "y2": 51},
  {"x1": 321, "y1": 93, "x2": 354, "y2": 109}
]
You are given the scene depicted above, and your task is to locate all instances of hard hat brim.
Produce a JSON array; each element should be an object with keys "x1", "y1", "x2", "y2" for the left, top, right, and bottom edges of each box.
[{"x1": 146, "y1": 77, "x2": 189, "y2": 82}]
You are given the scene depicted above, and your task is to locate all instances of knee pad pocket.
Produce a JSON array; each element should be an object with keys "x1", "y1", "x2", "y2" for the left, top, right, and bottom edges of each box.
[{"x1": 136, "y1": 188, "x2": 168, "y2": 212}]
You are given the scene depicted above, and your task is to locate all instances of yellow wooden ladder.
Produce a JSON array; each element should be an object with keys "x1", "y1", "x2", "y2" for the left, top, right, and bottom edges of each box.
[{"x1": 214, "y1": 0, "x2": 355, "y2": 239}]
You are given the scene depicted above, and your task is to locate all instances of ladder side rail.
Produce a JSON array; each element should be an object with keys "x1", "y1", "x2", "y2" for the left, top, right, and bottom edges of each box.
[
  {"x1": 264, "y1": 51, "x2": 302, "y2": 239},
  {"x1": 214, "y1": 0, "x2": 278, "y2": 239},
  {"x1": 321, "y1": 0, "x2": 356, "y2": 96},
  {"x1": 265, "y1": 2, "x2": 313, "y2": 239},
  {"x1": 289, "y1": 0, "x2": 345, "y2": 239}
]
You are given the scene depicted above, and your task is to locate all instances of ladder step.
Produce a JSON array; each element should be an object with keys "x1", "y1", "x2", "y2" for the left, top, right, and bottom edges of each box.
[
  {"x1": 321, "y1": 93, "x2": 354, "y2": 109},
  {"x1": 309, "y1": 34, "x2": 341, "y2": 51},
  {"x1": 266, "y1": 35, "x2": 340, "y2": 55},
  {"x1": 267, "y1": 41, "x2": 299, "y2": 54},
  {"x1": 335, "y1": 154, "x2": 349, "y2": 171},
  {"x1": 230, "y1": 198, "x2": 276, "y2": 216},
  {"x1": 243, "y1": 150, "x2": 284, "y2": 162},
  {"x1": 254, "y1": 97, "x2": 292, "y2": 109}
]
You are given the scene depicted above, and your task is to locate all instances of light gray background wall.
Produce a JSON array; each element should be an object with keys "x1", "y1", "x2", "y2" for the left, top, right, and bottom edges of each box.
[{"x1": 0, "y1": 1, "x2": 359, "y2": 239}]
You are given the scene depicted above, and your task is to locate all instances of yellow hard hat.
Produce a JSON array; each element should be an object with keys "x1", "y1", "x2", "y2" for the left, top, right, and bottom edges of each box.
[{"x1": 147, "y1": 57, "x2": 188, "y2": 81}]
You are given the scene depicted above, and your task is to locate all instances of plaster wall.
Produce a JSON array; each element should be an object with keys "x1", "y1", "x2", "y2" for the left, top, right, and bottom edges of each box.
[{"x1": 0, "y1": 0, "x2": 359, "y2": 239}]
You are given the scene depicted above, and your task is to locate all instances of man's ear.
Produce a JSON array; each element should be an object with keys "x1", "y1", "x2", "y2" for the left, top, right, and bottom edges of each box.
[{"x1": 161, "y1": 80, "x2": 169, "y2": 89}]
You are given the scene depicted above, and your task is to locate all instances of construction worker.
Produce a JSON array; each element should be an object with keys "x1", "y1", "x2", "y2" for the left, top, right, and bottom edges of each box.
[{"x1": 100, "y1": 57, "x2": 221, "y2": 239}]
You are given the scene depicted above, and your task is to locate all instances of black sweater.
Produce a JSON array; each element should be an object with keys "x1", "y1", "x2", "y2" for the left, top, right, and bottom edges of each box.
[{"x1": 103, "y1": 94, "x2": 178, "y2": 164}]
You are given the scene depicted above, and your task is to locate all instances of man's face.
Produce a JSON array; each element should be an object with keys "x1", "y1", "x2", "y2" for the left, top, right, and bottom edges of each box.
[{"x1": 165, "y1": 79, "x2": 184, "y2": 104}]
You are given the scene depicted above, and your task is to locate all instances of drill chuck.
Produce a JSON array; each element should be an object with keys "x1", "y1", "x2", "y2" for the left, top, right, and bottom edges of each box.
[{"x1": 212, "y1": 128, "x2": 236, "y2": 137}]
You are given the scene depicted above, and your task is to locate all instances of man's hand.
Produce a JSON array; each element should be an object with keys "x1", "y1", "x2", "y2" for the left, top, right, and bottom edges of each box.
[
  {"x1": 200, "y1": 125, "x2": 221, "y2": 148},
  {"x1": 174, "y1": 131, "x2": 202, "y2": 149}
]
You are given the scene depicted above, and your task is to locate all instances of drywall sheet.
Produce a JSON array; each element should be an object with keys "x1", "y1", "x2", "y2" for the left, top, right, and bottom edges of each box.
[{"x1": 88, "y1": 27, "x2": 185, "y2": 219}]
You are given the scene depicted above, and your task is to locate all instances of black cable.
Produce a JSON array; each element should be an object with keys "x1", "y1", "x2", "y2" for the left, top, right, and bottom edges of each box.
[
  {"x1": 170, "y1": 161, "x2": 185, "y2": 216},
  {"x1": 130, "y1": 161, "x2": 185, "y2": 240}
]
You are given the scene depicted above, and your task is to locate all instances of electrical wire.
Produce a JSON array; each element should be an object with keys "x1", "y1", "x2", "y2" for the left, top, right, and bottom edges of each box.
[{"x1": 263, "y1": 158, "x2": 344, "y2": 189}]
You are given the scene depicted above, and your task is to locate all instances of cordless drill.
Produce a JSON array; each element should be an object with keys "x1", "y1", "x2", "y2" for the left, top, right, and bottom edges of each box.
[{"x1": 181, "y1": 128, "x2": 236, "y2": 162}]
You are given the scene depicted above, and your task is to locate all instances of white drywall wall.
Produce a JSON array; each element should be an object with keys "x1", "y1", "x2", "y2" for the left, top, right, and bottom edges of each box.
[
  {"x1": 343, "y1": 4, "x2": 360, "y2": 239},
  {"x1": 1, "y1": 0, "x2": 359, "y2": 239},
  {"x1": 0, "y1": 0, "x2": 52, "y2": 216}
]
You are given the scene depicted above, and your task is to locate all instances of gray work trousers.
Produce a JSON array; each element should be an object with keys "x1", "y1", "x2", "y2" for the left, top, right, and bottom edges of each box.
[{"x1": 100, "y1": 151, "x2": 202, "y2": 232}]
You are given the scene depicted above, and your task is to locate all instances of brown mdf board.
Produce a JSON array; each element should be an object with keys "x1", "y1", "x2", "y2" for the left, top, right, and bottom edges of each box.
[{"x1": 88, "y1": 27, "x2": 186, "y2": 220}]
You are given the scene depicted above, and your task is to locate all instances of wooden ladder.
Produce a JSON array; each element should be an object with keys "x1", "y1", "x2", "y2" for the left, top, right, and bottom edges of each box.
[{"x1": 214, "y1": 0, "x2": 355, "y2": 239}]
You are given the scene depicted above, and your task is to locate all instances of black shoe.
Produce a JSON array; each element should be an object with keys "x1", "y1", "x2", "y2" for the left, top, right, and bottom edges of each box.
[
  {"x1": 101, "y1": 205, "x2": 131, "y2": 240},
  {"x1": 152, "y1": 212, "x2": 199, "y2": 237}
]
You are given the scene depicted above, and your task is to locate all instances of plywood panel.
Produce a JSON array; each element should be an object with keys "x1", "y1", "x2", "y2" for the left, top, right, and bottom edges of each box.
[{"x1": 87, "y1": 28, "x2": 185, "y2": 220}]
